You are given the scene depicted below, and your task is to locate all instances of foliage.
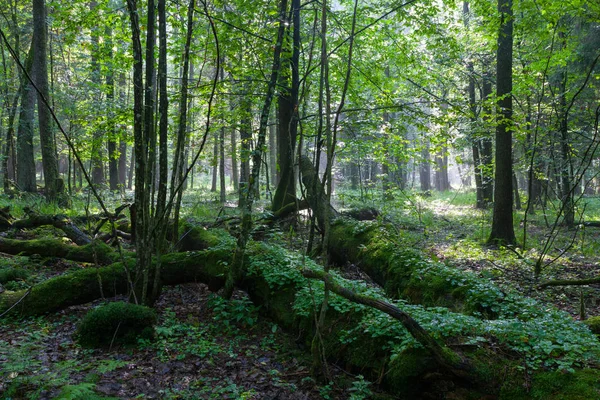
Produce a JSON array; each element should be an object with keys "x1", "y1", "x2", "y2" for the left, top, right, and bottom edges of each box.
[
  {"x1": 76, "y1": 301, "x2": 156, "y2": 348},
  {"x1": 207, "y1": 293, "x2": 259, "y2": 334},
  {"x1": 138, "y1": 308, "x2": 221, "y2": 362},
  {"x1": 55, "y1": 383, "x2": 118, "y2": 400}
]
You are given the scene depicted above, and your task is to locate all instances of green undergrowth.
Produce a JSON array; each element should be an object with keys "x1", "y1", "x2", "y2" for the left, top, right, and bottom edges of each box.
[{"x1": 246, "y1": 237, "x2": 600, "y2": 396}]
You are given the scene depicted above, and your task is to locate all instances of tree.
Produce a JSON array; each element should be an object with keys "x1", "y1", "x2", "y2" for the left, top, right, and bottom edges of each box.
[
  {"x1": 33, "y1": 0, "x2": 61, "y2": 200},
  {"x1": 488, "y1": 0, "x2": 516, "y2": 245}
]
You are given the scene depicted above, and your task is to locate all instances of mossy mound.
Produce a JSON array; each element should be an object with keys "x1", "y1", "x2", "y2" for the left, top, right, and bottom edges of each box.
[
  {"x1": 583, "y1": 316, "x2": 600, "y2": 334},
  {"x1": 76, "y1": 301, "x2": 156, "y2": 348}
]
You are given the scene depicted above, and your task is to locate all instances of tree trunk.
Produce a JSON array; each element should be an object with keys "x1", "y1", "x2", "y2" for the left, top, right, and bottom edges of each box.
[
  {"x1": 16, "y1": 45, "x2": 37, "y2": 193},
  {"x1": 272, "y1": 3, "x2": 299, "y2": 212},
  {"x1": 435, "y1": 145, "x2": 450, "y2": 192},
  {"x1": 231, "y1": 115, "x2": 239, "y2": 191},
  {"x1": 219, "y1": 126, "x2": 226, "y2": 203},
  {"x1": 106, "y1": 27, "x2": 118, "y2": 192},
  {"x1": 481, "y1": 72, "x2": 494, "y2": 205},
  {"x1": 420, "y1": 138, "x2": 431, "y2": 192},
  {"x1": 90, "y1": 2, "x2": 105, "y2": 187},
  {"x1": 33, "y1": 0, "x2": 61, "y2": 200},
  {"x1": 269, "y1": 111, "x2": 278, "y2": 186},
  {"x1": 211, "y1": 134, "x2": 218, "y2": 192},
  {"x1": 488, "y1": 0, "x2": 516, "y2": 245},
  {"x1": 239, "y1": 98, "x2": 252, "y2": 207}
]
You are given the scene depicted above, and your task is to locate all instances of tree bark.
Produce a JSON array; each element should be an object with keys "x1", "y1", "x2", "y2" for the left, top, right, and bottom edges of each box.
[
  {"x1": 90, "y1": 1, "x2": 105, "y2": 187},
  {"x1": 16, "y1": 43, "x2": 36, "y2": 193},
  {"x1": 272, "y1": 0, "x2": 299, "y2": 212},
  {"x1": 488, "y1": 0, "x2": 516, "y2": 245}
]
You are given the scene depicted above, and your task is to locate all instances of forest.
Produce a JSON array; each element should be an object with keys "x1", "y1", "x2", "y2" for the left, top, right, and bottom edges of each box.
[{"x1": 0, "y1": 0, "x2": 600, "y2": 398}]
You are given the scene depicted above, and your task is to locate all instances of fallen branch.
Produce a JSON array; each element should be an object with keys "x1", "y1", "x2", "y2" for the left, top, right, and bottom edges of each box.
[
  {"x1": 302, "y1": 268, "x2": 473, "y2": 379},
  {"x1": 538, "y1": 276, "x2": 600, "y2": 288}
]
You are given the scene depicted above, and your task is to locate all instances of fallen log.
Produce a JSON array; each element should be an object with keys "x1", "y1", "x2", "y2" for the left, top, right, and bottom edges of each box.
[
  {"x1": 302, "y1": 268, "x2": 473, "y2": 380},
  {"x1": 328, "y1": 219, "x2": 505, "y2": 316},
  {"x1": 539, "y1": 276, "x2": 600, "y2": 288},
  {"x1": 11, "y1": 214, "x2": 92, "y2": 245},
  {"x1": 0, "y1": 237, "x2": 119, "y2": 265}
]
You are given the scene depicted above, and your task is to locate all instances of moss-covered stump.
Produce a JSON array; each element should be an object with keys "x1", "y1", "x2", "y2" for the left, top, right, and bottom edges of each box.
[
  {"x1": 76, "y1": 301, "x2": 156, "y2": 348},
  {"x1": 0, "y1": 237, "x2": 119, "y2": 265}
]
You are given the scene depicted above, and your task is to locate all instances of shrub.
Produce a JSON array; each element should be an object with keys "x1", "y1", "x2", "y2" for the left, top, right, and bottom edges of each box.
[{"x1": 76, "y1": 301, "x2": 156, "y2": 348}]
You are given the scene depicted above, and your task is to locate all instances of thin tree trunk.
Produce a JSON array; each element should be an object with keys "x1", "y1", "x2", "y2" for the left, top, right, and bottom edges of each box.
[
  {"x1": 106, "y1": 27, "x2": 118, "y2": 191},
  {"x1": 33, "y1": 0, "x2": 61, "y2": 200},
  {"x1": 16, "y1": 44, "x2": 36, "y2": 193},
  {"x1": 90, "y1": 1, "x2": 105, "y2": 187}
]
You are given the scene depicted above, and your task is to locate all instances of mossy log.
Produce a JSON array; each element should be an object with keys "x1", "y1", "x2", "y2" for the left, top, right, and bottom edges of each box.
[
  {"x1": 0, "y1": 247, "x2": 231, "y2": 317},
  {"x1": 0, "y1": 237, "x2": 119, "y2": 265},
  {"x1": 1, "y1": 233, "x2": 596, "y2": 398},
  {"x1": 302, "y1": 268, "x2": 473, "y2": 380},
  {"x1": 11, "y1": 214, "x2": 92, "y2": 245},
  {"x1": 328, "y1": 220, "x2": 479, "y2": 312},
  {"x1": 539, "y1": 277, "x2": 600, "y2": 288}
]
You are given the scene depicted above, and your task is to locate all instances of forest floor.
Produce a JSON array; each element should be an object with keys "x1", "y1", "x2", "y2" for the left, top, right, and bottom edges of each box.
[{"x1": 2, "y1": 189, "x2": 600, "y2": 399}]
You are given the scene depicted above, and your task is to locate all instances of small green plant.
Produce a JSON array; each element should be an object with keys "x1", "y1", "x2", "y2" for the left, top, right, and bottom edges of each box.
[
  {"x1": 349, "y1": 375, "x2": 372, "y2": 400},
  {"x1": 76, "y1": 301, "x2": 156, "y2": 348},
  {"x1": 55, "y1": 383, "x2": 118, "y2": 400},
  {"x1": 139, "y1": 308, "x2": 221, "y2": 362},
  {"x1": 208, "y1": 294, "x2": 259, "y2": 333}
]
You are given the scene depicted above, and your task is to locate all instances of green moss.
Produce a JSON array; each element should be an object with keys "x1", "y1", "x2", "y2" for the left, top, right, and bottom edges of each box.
[
  {"x1": 384, "y1": 348, "x2": 432, "y2": 396},
  {"x1": 583, "y1": 316, "x2": 600, "y2": 334},
  {"x1": 177, "y1": 223, "x2": 232, "y2": 251},
  {"x1": 500, "y1": 369, "x2": 600, "y2": 399},
  {"x1": 76, "y1": 301, "x2": 156, "y2": 348},
  {"x1": 0, "y1": 261, "x2": 132, "y2": 316}
]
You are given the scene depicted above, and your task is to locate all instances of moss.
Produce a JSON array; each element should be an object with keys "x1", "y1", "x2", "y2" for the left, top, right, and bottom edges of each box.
[
  {"x1": 177, "y1": 223, "x2": 231, "y2": 252},
  {"x1": 0, "y1": 261, "x2": 133, "y2": 316},
  {"x1": 0, "y1": 267, "x2": 30, "y2": 284},
  {"x1": 0, "y1": 237, "x2": 120, "y2": 265},
  {"x1": 76, "y1": 301, "x2": 156, "y2": 348},
  {"x1": 583, "y1": 316, "x2": 600, "y2": 334},
  {"x1": 384, "y1": 348, "x2": 433, "y2": 396},
  {"x1": 500, "y1": 369, "x2": 600, "y2": 400}
]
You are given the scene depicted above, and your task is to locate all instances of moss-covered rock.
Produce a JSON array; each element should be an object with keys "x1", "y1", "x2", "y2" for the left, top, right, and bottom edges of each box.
[{"x1": 76, "y1": 301, "x2": 156, "y2": 348}]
